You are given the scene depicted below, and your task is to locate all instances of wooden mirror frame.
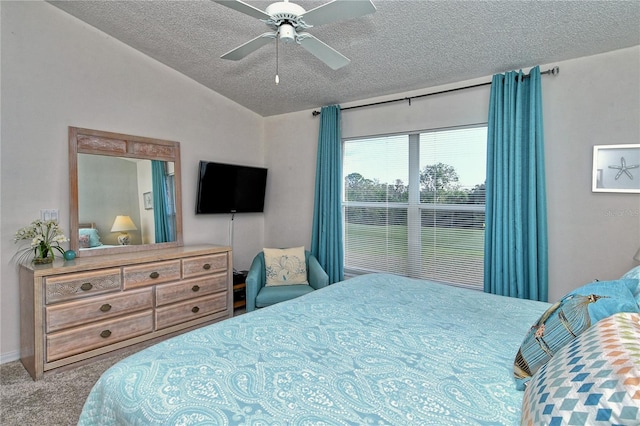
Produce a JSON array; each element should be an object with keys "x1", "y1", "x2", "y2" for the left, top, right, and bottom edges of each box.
[{"x1": 69, "y1": 127, "x2": 183, "y2": 257}]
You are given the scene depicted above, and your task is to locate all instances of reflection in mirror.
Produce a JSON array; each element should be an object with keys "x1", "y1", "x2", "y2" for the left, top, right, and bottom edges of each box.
[
  {"x1": 69, "y1": 127, "x2": 183, "y2": 257},
  {"x1": 77, "y1": 155, "x2": 177, "y2": 249}
]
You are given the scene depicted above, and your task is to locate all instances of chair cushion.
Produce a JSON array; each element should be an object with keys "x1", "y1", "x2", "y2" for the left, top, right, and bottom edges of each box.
[
  {"x1": 263, "y1": 246, "x2": 309, "y2": 286},
  {"x1": 255, "y1": 285, "x2": 315, "y2": 308}
]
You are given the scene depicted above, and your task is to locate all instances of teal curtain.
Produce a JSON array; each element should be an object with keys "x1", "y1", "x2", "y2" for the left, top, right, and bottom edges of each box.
[
  {"x1": 151, "y1": 160, "x2": 173, "y2": 243},
  {"x1": 311, "y1": 105, "x2": 344, "y2": 284},
  {"x1": 484, "y1": 66, "x2": 548, "y2": 301}
]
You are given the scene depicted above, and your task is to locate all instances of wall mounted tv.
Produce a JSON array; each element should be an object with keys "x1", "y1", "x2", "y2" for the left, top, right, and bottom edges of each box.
[{"x1": 196, "y1": 161, "x2": 268, "y2": 214}]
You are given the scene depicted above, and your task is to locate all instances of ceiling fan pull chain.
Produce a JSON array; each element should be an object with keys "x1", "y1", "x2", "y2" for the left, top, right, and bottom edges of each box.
[{"x1": 275, "y1": 31, "x2": 280, "y2": 85}]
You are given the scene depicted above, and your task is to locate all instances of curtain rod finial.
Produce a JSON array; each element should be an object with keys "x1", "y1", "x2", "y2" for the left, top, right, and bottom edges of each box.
[
  {"x1": 312, "y1": 110, "x2": 321, "y2": 117},
  {"x1": 551, "y1": 66, "x2": 560, "y2": 76}
]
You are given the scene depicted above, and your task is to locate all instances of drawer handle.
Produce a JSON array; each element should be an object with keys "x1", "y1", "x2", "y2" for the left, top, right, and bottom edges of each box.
[
  {"x1": 203, "y1": 263, "x2": 211, "y2": 270},
  {"x1": 100, "y1": 330, "x2": 112, "y2": 338},
  {"x1": 100, "y1": 304, "x2": 112, "y2": 312},
  {"x1": 192, "y1": 285, "x2": 200, "y2": 292},
  {"x1": 80, "y1": 282, "x2": 93, "y2": 291},
  {"x1": 149, "y1": 272, "x2": 160, "y2": 279},
  {"x1": 191, "y1": 306, "x2": 200, "y2": 313}
]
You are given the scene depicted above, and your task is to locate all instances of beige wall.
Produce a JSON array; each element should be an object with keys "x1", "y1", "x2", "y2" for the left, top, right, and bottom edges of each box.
[
  {"x1": 263, "y1": 110, "x2": 321, "y2": 249},
  {"x1": 543, "y1": 47, "x2": 639, "y2": 296},
  {"x1": 0, "y1": 1, "x2": 264, "y2": 362},
  {"x1": 2, "y1": 1, "x2": 638, "y2": 363},
  {"x1": 264, "y1": 46, "x2": 640, "y2": 304},
  {"x1": 78, "y1": 155, "x2": 142, "y2": 246}
]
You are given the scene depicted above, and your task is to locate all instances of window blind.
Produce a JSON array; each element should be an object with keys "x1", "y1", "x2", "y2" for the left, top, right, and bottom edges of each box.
[
  {"x1": 343, "y1": 135, "x2": 409, "y2": 275},
  {"x1": 343, "y1": 126, "x2": 487, "y2": 288}
]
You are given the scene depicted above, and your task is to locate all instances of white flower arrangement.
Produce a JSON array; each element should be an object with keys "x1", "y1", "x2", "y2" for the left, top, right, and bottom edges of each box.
[{"x1": 13, "y1": 219, "x2": 69, "y2": 264}]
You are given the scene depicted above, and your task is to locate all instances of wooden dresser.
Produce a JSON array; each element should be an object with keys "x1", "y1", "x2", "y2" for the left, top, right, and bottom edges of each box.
[{"x1": 19, "y1": 244, "x2": 232, "y2": 380}]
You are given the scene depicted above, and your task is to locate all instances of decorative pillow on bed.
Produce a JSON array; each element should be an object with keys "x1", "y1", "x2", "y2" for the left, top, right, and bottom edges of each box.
[
  {"x1": 79, "y1": 228, "x2": 102, "y2": 248},
  {"x1": 514, "y1": 279, "x2": 639, "y2": 390},
  {"x1": 263, "y1": 247, "x2": 308, "y2": 286},
  {"x1": 621, "y1": 265, "x2": 640, "y2": 304},
  {"x1": 521, "y1": 312, "x2": 640, "y2": 426},
  {"x1": 78, "y1": 234, "x2": 91, "y2": 248}
]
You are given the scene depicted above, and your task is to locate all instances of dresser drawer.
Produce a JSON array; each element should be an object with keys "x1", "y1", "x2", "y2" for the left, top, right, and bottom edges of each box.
[
  {"x1": 155, "y1": 293, "x2": 227, "y2": 330},
  {"x1": 123, "y1": 260, "x2": 181, "y2": 289},
  {"x1": 45, "y1": 288, "x2": 153, "y2": 333},
  {"x1": 46, "y1": 310, "x2": 153, "y2": 362},
  {"x1": 156, "y1": 273, "x2": 228, "y2": 307},
  {"x1": 45, "y1": 268, "x2": 122, "y2": 304},
  {"x1": 182, "y1": 253, "x2": 227, "y2": 279}
]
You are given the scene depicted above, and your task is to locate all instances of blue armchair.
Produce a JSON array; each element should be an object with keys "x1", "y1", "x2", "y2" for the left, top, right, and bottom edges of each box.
[{"x1": 245, "y1": 250, "x2": 329, "y2": 312}]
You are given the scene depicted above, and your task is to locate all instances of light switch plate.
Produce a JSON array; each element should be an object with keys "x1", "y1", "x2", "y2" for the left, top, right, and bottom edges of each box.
[{"x1": 40, "y1": 209, "x2": 59, "y2": 222}]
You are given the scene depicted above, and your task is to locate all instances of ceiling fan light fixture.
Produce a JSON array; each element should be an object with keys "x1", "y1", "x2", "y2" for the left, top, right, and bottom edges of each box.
[{"x1": 279, "y1": 23, "x2": 295, "y2": 43}]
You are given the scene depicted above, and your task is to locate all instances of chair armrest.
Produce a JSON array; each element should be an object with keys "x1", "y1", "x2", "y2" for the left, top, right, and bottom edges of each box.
[
  {"x1": 308, "y1": 255, "x2": 329, "y2": 290},
  {"x1": 245, "y1": 255, "x2": 264, "y2": 312}
]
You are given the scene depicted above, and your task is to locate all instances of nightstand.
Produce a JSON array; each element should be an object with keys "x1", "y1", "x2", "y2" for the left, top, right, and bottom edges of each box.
[{"x1": 233, "y1": 271, "x2": 247, "y2": 311}]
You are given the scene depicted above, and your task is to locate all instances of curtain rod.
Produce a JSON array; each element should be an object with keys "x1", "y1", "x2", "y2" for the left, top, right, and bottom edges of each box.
[{"x1": 311, "y1": 66, "x2": 559, "y2": 117}]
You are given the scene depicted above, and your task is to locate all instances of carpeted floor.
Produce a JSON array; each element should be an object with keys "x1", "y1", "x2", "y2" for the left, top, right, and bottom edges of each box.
[{"x1": 0, "y1": 348, "x2": 137, "y2": 426}]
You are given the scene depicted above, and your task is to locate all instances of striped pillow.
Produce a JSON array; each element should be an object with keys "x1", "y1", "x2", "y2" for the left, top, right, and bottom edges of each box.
[{"x1": 513, "y1": 279, "x2": 639, "y2": 390}]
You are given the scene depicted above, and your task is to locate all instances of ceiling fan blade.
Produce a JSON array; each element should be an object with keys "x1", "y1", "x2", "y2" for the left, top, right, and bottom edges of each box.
[
  {"x1": 297, "y1": 33, "x2": 350, "y2": 70},
  {"x1": 221, "y1": 32, "x2": 276, "y2": 60},
  {"x1": 302, "y1": 0, "x2": 376, "y2": 27},
  {"x1": 213, "y1": 0, "x2": 271, "y2": 20}
]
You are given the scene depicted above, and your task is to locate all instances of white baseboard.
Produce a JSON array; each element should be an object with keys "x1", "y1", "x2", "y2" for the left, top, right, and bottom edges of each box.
[{"x1": 0, "y1": 350, "x2": 21, "y2": 365}]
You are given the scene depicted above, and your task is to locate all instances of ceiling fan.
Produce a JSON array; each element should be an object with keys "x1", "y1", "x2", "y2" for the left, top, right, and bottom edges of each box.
[{"x1": 214, "y1": 0, "x2": 376, "y2": 71}]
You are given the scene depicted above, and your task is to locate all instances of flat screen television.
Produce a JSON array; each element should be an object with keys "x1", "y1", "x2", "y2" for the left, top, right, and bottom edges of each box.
[{"x1": 196, "y1": 161, "x2": 268, "y2": 214}]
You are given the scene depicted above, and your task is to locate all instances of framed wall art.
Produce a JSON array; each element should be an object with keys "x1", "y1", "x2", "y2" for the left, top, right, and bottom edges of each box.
[
  {"x1": 143, "y1": 191, "x2": 153, "y2": 209},
  {"x1": 592, "y1": 144, "x2": 640, "y2": 193}
]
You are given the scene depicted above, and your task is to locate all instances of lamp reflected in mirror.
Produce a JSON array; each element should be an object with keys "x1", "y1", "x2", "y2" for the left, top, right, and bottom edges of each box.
[{"x1": 111, "y1": 215, "x2": 137, "y2": 245}]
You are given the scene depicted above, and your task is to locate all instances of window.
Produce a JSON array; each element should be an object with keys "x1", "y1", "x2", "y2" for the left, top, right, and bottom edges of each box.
[
  {"x1": 343, "y1": 126, "x2": 487, "y2": 288},
  {"x1": 164, "y1": 173, "x2": 176, "y2": 240}
]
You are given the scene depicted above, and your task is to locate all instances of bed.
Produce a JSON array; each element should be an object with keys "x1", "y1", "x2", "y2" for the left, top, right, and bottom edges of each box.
[
  {"x1": 77, "y1": 272, "x2": 640, "y2": 425},
  {"x1": 78, "y1": 223, "x2": 119, "y2": 250}
]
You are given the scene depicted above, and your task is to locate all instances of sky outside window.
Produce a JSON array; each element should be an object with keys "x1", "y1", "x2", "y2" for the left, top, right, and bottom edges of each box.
[
  {"x1": 420, "y1": 127, "x2": 487, "y2": 190},
  {"x1": 344, "y1": 127, "x2": 487, "y2": 190},
  {"x1": 343, "y1": 135, "x2": 409, "y2": 184}
]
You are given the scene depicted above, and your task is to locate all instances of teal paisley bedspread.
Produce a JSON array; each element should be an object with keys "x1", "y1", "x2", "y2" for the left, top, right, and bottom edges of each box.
[{"x1": 78, "y1": 273, "x2": 549, "y2": 425}]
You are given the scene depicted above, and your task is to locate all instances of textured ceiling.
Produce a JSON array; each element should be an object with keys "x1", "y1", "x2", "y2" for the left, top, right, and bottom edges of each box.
[{"x1": 48, "y1": 0, "x2": 640, "y2": 117}]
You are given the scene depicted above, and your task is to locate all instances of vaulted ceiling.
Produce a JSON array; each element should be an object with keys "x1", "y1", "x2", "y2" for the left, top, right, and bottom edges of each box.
[{"x1": 48, "y1": 0, "x2": 640, "y2": 117}]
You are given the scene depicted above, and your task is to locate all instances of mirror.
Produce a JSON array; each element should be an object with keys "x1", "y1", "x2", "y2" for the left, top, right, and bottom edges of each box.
[{"x1": 69, "y1": 127, "x2": 183, "y2": 257}]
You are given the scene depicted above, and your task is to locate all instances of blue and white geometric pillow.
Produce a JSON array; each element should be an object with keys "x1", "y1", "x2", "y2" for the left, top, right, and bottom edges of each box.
[{"x1": 521, "y1": 312, "x2": 640, "y2": 425}]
